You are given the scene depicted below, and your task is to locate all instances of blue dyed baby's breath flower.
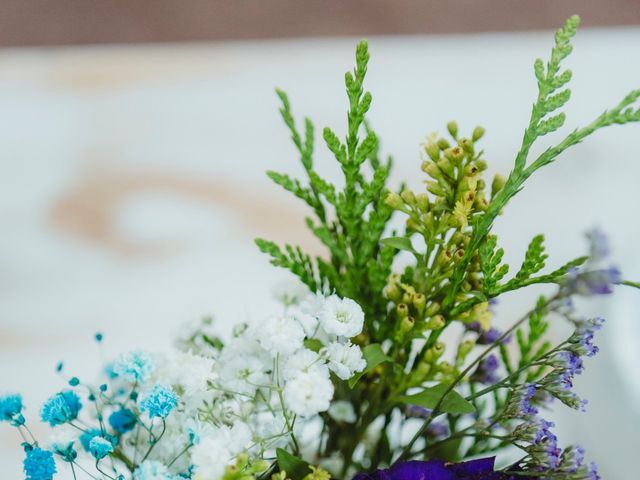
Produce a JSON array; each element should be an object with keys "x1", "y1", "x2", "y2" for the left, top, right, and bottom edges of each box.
[
  {"x1": 89, "y1": 436, "x2": 114, "y2": 459},
  {"x1": 113, "y1": 350, "x2": 154, "y2": 383},
  {"x1": 40, "y1": 391, "x2": 82, "y2": 426},
  {"x1": 108, "y1": 408, "x2": 137, "y2": 434},
  {"x1": 51, "y1": 437, "x2": 77, "y2": 463},
  {"x1": 0, "y1": 393, "x2": 25, "y2": 426},
  {"x1": 139, "y1": 385, "x2": 178, "y2": 419},
  {"x1": 79, "y1": 429, "x2": 103, "y2": 452},
  {"x1": 23, "y1": 447, "x2": 57, "y2": 480}
]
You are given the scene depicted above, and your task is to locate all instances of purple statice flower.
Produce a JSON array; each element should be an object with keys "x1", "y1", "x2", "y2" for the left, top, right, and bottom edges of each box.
[
  {"x1": 534, "y1": 440, "x2": 561, "y2": 470},
  {"x1": 587, "y1": 462, "x2": 601, "y2": 480},
  {"x1": 558, "y1": 445, "x2": 586, "y2": 474},
  {"x1": 568, "y1": 318, "x2": 605, "y2": 357},
  {"x1": 465, "y1": 322, "x2": 511, "y2": 345},
  {"x1": 470, "y1": 354, "x2": 500, "y2": 384},
  {"x1": 566, "y1": 266, "x2": 621, "y2": 295},
  {"x1": 551, "y1": 351, "x2": 584, "y2": 376},
  {"x1": 353, "y1": 456, "x2": 517, "y2": 480},
  {"x1": 512, "y1": 418, "x2": 556, "y2": 445},
  {"x1": 405, "y1": 405, "x2": 430, "y2": 419},
  {"x1": 425, "y1": 421, "x2": 450, "y2": 439},
  {"x1": 586, "y1": 228, "x2": 610, "y2": 261},
  {"x1": 505, "y1": 384, "x2": 539, "y2": 419}
]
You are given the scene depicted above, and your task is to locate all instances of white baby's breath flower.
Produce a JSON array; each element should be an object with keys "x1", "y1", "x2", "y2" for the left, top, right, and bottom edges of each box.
[
  {"x1": 251, "y1": 316, "x2": 305, "y2": 357},
  {"x1": 288, "y1": 305, "x2": 320, "y2": 337},
  {"x1": 319, "y1": 295, "x2": 365, "y2": 338},
  {"x1": 216, "y1": 353, "x2": 270, "y2": 396},
  {"x1": 324, "y1": 341, "x2": 366, "y2": 380},
  {"x1": 191, "y1": 436, "x2": 232, "y2": 479},
  {"x1": 328, "y1": 400, "x2": 357, "y2": 423},
  {"x1": 283, "y1": 370, "x2": 334, "y2": 417},
  {"x1": 222, "y1": 421, "x2": 253, "y2": 455},
  {"x1": 281, "y1": 349, "x2": 328, "y2": 381}
]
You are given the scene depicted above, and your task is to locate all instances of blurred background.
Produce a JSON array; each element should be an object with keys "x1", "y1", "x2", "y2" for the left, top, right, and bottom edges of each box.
[{"x1": 1, "y1": 1, "x2": 639, "y2": 478}]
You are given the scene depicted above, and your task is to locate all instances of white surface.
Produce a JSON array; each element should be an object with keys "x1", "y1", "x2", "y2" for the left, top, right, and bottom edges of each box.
[{"x1": 1, "y1": 28, "x2": 639, "y2": 478}]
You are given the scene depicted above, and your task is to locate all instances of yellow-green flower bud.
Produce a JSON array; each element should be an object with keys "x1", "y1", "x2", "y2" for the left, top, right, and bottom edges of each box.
[
  {"x1": 475, "y1": 159, "x2": 488, "y2": 171},
  {"x1": 426, "y1": 181, "x2": 445, "y2": 197},
  {"x1": 426, "y1": 301, "x2": 440, "y2": 316},
  {"x1": 445, "y1": 146, "x2": 465, "y2": 163},
  {"x1": 438, "y1": 361, "x2": 454, "y2": 375},
  {"x1": 459, "y1": 138, "x2": 474, "y2": 154},
  {"x1": 385, "y1": 282, "x2": 402, "y2": 301},
  {"x1": 437, "y1": 157, "x2": 455, "y2": 176},
  {"x1": 400, "y1": 189, "x2": 416, "y2": 206},
  {"x1": 472, "y1": 125, "x2": 485, "y2": 141},
  {"x1": 422, "y1": 161, "x2": 441, "y2": 179},
  {"x1": 416, "y1": 193, "x2": 429, "y2": 212},
  {"x1": 457, "y1": 339, "x2": 475, "y2": 359},
  {"x1": 402, "y1": 290, "x2": 414, "y2": 305},
  {"x1": 425, "y1": 141, "x2": 441, "y2": 161},
  {"x1": 384, "y1": 191, "x2": 404, "y2": 210},
  {"x1": 447, "y1": 121, "x2": 458, "y2": 138},
  {"x1": 412, "y1": 293, "x2": 426, "y2": 315},
  {"x1": 397, "y1": 303, "x2": 409, "y2": 319},
  {"x1": 437, "y1": 138, "x2": 451, "y2": 150},
  {"x1": 424, "y1": 341, "x2": 445, "y2": 362},
  {"x1": 438, "y1": 249, "x2": 453, "y2": 265},
  {"x1": 426, "y1": 314, "x2": 446, "y2": 330},
  {"x1": 491, "y1": 174, "x2": 506, "y2": 198},
  {"x1": 399, "y1": 316, "x2": 415, "y2": 335}
]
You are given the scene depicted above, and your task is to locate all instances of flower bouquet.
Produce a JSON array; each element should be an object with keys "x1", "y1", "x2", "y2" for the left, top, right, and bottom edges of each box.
[{"x1": 3, "y1": 15, "x2": 640, "y2": 480}]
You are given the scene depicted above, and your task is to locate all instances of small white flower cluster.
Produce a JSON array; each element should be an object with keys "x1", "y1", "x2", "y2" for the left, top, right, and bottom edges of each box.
[
  {"x1": 61, "y1": 292, "x2": 366, "y2": 480},
  {"x1": 185, "y1": 292, "x2": 366, "y2": 478}
]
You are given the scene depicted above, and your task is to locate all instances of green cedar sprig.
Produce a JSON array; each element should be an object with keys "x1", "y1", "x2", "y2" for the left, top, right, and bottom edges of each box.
[
  {"x1": 444, "y1": 15, "x2": 640, "y2": 310},
  {"x1": 256, "y1": 41, "x2": 395, "y2": 338}
]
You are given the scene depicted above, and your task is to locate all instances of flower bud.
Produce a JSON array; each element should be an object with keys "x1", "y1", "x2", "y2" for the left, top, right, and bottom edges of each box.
[
  {"x1": 459, "y1": 138, "x2": 474, "y2": 154},
  {"x1": 416, "y1": 193, "x2": 429, "y2": 212},
  {"x1": 426, "y1": 315, "x2": 446, "y2": 330},
  {"x1": 426, "y1": 302, "x2": 440, "y2": 317},
  {"x1": 491, "y1": 174, "x2": 506, "y2": 198},
  {"x1": 385, "y1": 282, "x2": 402, "y2": 301},
  {"x1": 457, "y1": 339, "x2": 475, "y2": 360},
  {"x1": 412, "y1": 293, "x2": 426, "y2": 315},
  {"x1": 444, "y1": 146, "x2": 464, "y2": 163},
  {"x1": 437, "y1": 157, "x2": 455, "y2": 176},
  {"x1": 400, "y1": 189, "x2": 416, "y2": 206},
  {"x1": 397, "y1": 303, "x2": 409, "y2": 319},
  {"x1": 472, "y1": 126, "x2": 485, "y2": 141},
  {"x1": 399, "y1": 316, "x2": 415, "y2": 335},
  {"x1": 425, "y1": 142, "x2": 440, "y2": 161},
  {"x1": 422, "y1": 161, "x2": 441, "y2": 179},
  {"x1": 437, "y1": 138, "x2": 451, "y2": 150},
  {"x1": 384, "y1": 191, "x2": 404, "y2": 210},
  {"x1": 426, "y1": 181, "x2": 445, "y2": 197},
  {"x1": 447, "y1": 121, "x2": 458, "y2": 138}
]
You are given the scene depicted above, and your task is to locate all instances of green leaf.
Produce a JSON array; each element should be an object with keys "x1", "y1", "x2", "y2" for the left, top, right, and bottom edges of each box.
[
  {"x1": 303, "y1": 338, "x2": 324, "y2": 353},
  {"x1": 396, "y1": 383, "x2": 475, "y2": 415},
  {"x1": 276, "y1": 448, "x2": 310, "y2": 480},
  {"x1": 380, "y1": 236, "x2": 415, "y2": 253},
  {"x1": 348, "y1": 344, "x2": 392, "y2": 388}
]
